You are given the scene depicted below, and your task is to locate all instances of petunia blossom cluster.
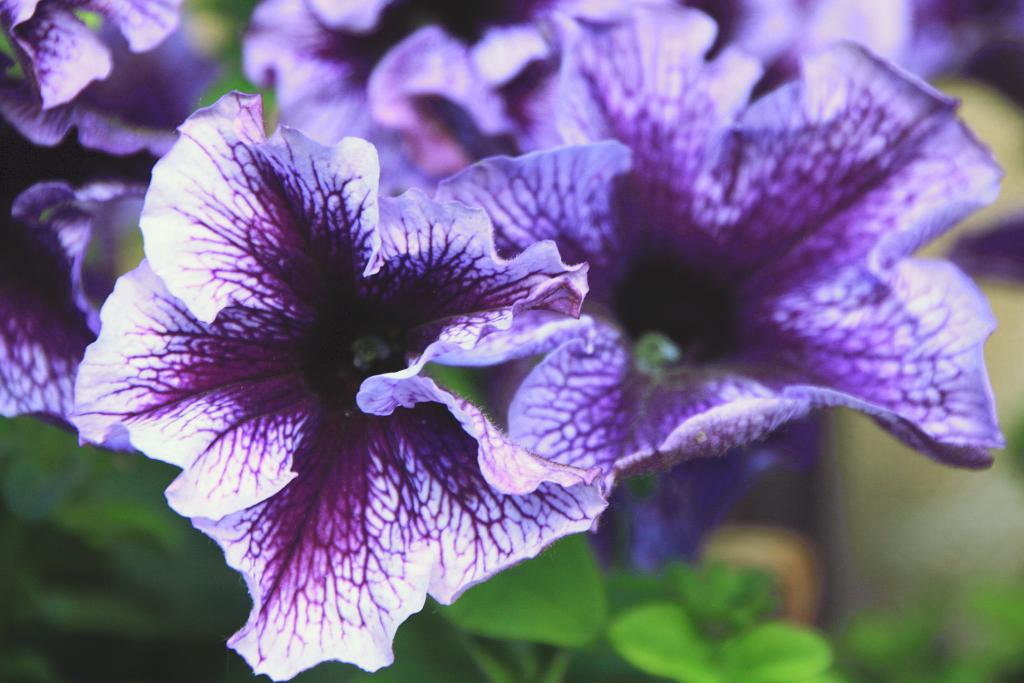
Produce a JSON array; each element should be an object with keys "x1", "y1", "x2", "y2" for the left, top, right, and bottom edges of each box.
[{"x1": 0, "y1": 0, "x2": 1014, "y2": 679}]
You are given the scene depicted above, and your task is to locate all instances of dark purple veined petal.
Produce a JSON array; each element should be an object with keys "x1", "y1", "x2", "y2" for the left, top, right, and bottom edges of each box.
[
  {"x1": 364, "y1": 189, "x2": 588, "y2": 367},
  {"x1": 706, "y1": 44, "x2": 1001, "y2": 287},
  {"x1": 559, "y1": 8, "x2": 1001, "y2": 282},
  {"x1": 243, "y1": 0, "x2": 429, "y2": 191},
  {"x1": 1, "y1": 178, "x2": 143, "y2": 420},
  {"x1": 748, "y1": 259, "x2": 1002, "y2": 467},
  {"x1": 437, "y1": 141, "x2": 632, "y2": 268},
  {"x1": 556, "y1": 4, "x2": 761, "y2": 217},
  {"x1": 950, "y1": 213, "x2": 1024, "y2": 283},
  {"x1": 509, "y1": 322, "x2": 809, "y2": 481},
  {"x1": 140, "y1": 92, "x2": 380, "y2": 324}
]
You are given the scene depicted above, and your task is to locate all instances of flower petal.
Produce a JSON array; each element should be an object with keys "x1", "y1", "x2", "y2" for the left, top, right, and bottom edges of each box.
[
  {"x1": 12, "y1": 3, "x2": 113, "y2": 109},
  {"x1": 706, "y1": 42, "x2": 1002, "y2": 286},
  {"x1": 1, "y1": 183, "x2": 92, "y2": 418},
  {"x1": 78, "y1": 0, "x2": 182, "y2": 52},
  {"x1": 508, "y1": 322, "x2": 809, "y2": 480},
  {"x1": 73, "y1": 262, "x2": 311, "y2": 516},
  {"x1": 556, "y1": 4, "x2": 761, "y2": 203},
  {"x1": 1, "y1": 179, "x2": 143, "y2": 420},
  {"x1": 750, "y1": 259, "x2": 1003, "y2": 467},
  {"x1": 195, "y1": 402, "x2": 604, "y2": 679},
  {"x1": 1, "y1": 1, "x2": 40, "y2": 26},
  {"x1": 437, "y1": 141, "x2": 632, "y2": 267},
  {"x1": 141, "y1": 92, "x2": 380, "y2": 324},
  {"x1": 306, "y1": 0, "x2": 393, "y2": 31},
  {"x1": 244, "y1": 0, "x2": 375, "y2": 146},
  {"x1": 68, "y1": 26, "x2": 216, "y2": 155},
  {"x1": 362, "y1": 189, "x2": 588, "y2": 365},
  {"x1": 368, "y1": 25, "x2": 509, "y2": 176}
]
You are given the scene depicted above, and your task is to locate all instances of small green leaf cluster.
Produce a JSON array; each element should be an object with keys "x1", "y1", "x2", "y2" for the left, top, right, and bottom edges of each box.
[{"x1": 837, "y1": 583, "x2": 1024, "y2": 683}]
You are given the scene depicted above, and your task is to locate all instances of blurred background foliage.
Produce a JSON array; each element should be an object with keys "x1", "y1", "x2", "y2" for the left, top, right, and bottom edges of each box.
[{"x1": 3, "y1": 0, "x2": 1024, "y2": 681}]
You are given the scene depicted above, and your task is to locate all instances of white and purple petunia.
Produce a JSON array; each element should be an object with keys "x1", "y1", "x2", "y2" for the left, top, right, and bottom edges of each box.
[
  {"x1": 71, "y1": 92, "x2": 606, "y2": 679},
  {"x1": 439, "y1": 5, "x2": 1005, "y2": 484},
  {"x1": 243, "y1": 0, "x2": 653, "y2": 181},
  {"x1": 0, "y1": 178, "x2": 143, "y2": 421},
  {"x1": 1, "y1": 0, "x2": 213, "y2": 154}
]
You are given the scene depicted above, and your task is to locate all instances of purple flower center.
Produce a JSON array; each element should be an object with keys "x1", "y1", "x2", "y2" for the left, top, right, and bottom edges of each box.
[
  {"x1": 300, "y1": 291, "x2": 409, "y2": 404},
  {"x1": 612, "y1": 258, "x2": 737, "y2": 364},
  {"x1": 1, "y1": 219, "x2": 68, "y2": 303},
  {"x1": 378, "y1": 0, "x2": 540, "y2": 42}
]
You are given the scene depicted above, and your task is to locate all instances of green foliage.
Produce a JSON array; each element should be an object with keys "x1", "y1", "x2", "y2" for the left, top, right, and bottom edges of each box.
[
  {"x1": 608, "y1": 603, "x2": 715, "y2": 683},
  {"x1": 719, "y1": 623, "x2": 832, "y2": 683},
  {"x1": 606, "y1": 571, "x2": 832, "y2": 683},
  {"x1": 444, "y1": 535, "x2": 608, "y2": 647},
  {"x1": 665, "y1": 563, "x2": 778, "y2": 634},
  {"x1": 836, "y1": 583, "x2": 1024, "y2": 683}
]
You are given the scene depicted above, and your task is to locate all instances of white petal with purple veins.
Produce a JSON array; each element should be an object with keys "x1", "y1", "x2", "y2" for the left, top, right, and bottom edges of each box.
[
  {"x1": 196, "y1": 402, "x2": 603, "y2": 679},
  {"x1": 141, "y1": 92, "x2": 380, "y2": 324},
  {"x1": 73, "y1": 262, "x2": 310, "y2": 517}
]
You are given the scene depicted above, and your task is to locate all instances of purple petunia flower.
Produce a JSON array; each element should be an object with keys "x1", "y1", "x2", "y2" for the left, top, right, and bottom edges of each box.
[
  {"x1": 439, "y1": 6, "x2": 1004, "y2": 484},
  {"x1": 0, "y1": 179, "x2": 143, "y2": 421},
  {"x1": 1, "y1": 0, "x2": 213, "y2": 155},
  {"x1": 951, "y1": 213, "x2": 1024, "y2": 284},
  {"x1": 244, "y1": 0, "x2": 648, "y2": 181},
  {"x1": 686, "y1": 0, "x2": 1024, "y2": 86},
  {"x1": 71, "y1": 92, "x2": 605, "y2": 679}
]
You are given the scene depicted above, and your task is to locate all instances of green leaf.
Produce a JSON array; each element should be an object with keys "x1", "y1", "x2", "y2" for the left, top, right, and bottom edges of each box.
[
  {"x1": 444, "y1": 536, "x2": 607, "y2": 647},
  {"x1": 608, "y1": 602, "x2": 718, "y2": 683},
  {"x1": 666, "y1": 563, "x2": 778, "y2": 636},
  {"x1": 838, "y1": 609, "x2": 940, "y2": 671},
  {"x1": 721, "y1": 623, "x2": 832, "y2": 683},
  {"x1": 353, "y1": 609, "x2": 487, "y2": 683},
  {"x1": 0, "y1": 418, "x2": 87, "y2": 520},
  {"x1": 607, "y1": 571, "x2": 669, "y2": 614}
]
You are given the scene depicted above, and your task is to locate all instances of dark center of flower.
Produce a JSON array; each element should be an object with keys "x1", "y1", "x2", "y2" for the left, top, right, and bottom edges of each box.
[
  {"x1": 300, "y1": 293, "x2": 409, "y2": 404},
  {"x1": 389, "y1": 0, "x2": 539, "y2": 42},
  {"x1": 612, "y1": 259, "x2": 738, "y2": 365}
]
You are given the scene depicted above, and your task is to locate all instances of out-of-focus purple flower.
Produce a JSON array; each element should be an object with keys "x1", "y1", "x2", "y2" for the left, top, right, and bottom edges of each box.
[
  {"x1": 595, "y1": 418, "x2": 821, "y2": 568},
  {"x1": 440, "y1": 6, "x2": 1004, "y2": 485},
  {"x1": 951, "y1": 213, "x2": 1024, "y2": 283},
  {"x1": 1, "y1": 1, "x2": 214, "y2": 155},
  {"x1": 71, "y1": 92, "x2": 605, "y2": 679},
  {"x1": 0, "y1": 178, "x2": 143, "y2": 421},
  {"x1": 244, "y1": 0, "x2": 648, "y2": 181},
  {"x1": 684, "y1": 0, "x2": 1023, "y2": 89}
]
